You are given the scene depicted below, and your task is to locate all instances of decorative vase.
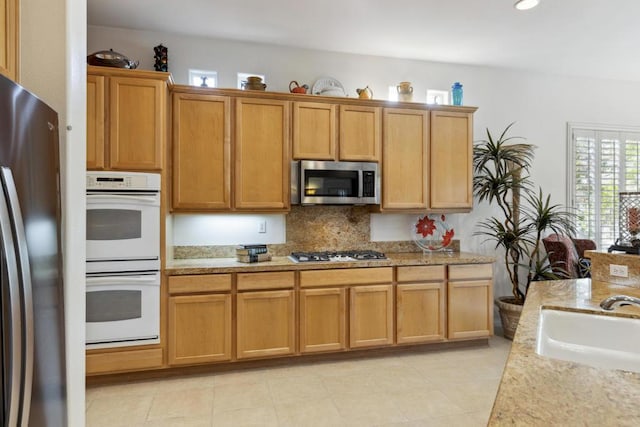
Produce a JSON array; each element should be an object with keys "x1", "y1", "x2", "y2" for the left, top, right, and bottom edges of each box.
[
  {"x1": 495, "y1": 296, "x2": 523, "y2": 340},
  {"x1": 396, "y1": 81, "x2": 413, "y2": 102}
]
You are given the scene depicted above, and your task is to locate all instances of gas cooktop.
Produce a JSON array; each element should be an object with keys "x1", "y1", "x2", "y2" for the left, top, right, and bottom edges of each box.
[{"x1": 289, "y1": 250, "x2": 387, "y2": 263}]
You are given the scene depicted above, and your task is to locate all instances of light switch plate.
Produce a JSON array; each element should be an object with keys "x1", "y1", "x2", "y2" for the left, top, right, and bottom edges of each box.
[{"x1": 610, "y1": 264, "x2": 629, "y2": 277}]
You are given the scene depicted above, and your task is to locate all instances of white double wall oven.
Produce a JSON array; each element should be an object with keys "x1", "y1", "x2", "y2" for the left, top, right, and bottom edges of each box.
[{"x1": 85, "y1": 171, "x2": 161, "y2": 349}]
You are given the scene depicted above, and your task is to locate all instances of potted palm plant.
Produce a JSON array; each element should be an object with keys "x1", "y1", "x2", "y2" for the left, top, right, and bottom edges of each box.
[{"x1": 473, "y1": 123, "x2": 575, "y2": 339}]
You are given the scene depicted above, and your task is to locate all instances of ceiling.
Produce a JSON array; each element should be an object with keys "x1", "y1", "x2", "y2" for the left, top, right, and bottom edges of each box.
[{"x1": 87, "y1": 0, "x2": 640, "y2": 82}]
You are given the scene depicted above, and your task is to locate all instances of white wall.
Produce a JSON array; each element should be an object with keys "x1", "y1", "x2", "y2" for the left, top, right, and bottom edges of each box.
[
  {"x1": 89, "y1": 25, "x2": 640, "y2": 300},
  {"x1": 23, "y1": 1, "x2": 86, "y2": 426}
]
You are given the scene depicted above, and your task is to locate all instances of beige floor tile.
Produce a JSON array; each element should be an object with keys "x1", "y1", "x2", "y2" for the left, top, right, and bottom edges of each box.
[
  {"x1": 332, "y1": 391, "x2": 407, "y2": 425},
  {"x1": 275, "y1": 398, "x2": 345, "y2": 427},
  {"x1": 86, "y1": 379, "x2": 163, "y2": 399},
  {"x1": 386, "y1": 389, "x2": 467, "y2": 421},
  {"x1": 211, "y1": 406, "x2": 279, "y2": 427},
  {"x1": 142, "y1": 416, "x2": 213, "y2": 427},
  {"x1": 267, "y1": 375, "x2": 329, "y2": 405},
  {"x1": 85, "y1": 394, "x2": 153, "y2": 427},
  {"x1": 212, "y1": 380, "x2": 273, "y2": 414},
  {"x1": 147, "y1": 387, "x2": 214, "y2": 420},
  {"x1": 369, "y1": 365, "x2": 432, "y2": 394},
  {"x1": 321, "y1": 372, "x2": 376, "y2": 396}
]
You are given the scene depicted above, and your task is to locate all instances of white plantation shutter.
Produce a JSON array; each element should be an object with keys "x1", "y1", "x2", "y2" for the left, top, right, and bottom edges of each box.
[{"x1": 568, "y1": 124, "x2": 640, "y2": 248}]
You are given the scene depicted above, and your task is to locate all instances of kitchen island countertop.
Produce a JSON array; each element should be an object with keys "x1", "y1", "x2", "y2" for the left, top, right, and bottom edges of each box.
[
  {"x1": 489, "y1": 279, "x2": 640, "y2": 426},
  {"x1": 166, "y1": 251, "x2": 495, "y2": 275}
]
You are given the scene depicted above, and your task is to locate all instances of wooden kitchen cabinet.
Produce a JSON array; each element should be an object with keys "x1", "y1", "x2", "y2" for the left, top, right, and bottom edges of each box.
[
  {"x1": 167, "y1": 274, "x2": 232, "y2": 366},
  {"x1": 87, "y1": 66, "x2": 171, "y2": 171},
  {"x1": 172, "y1": 91, "x2": 231, "y2": 210},
  {"x1": 430, "y1": 110, "x2": 474, "y2": 210},
  {"x1": 0, "y1": 0, "x2": 18, "y2": 81},
  {"x1": 299, "y1": 288, "x2": 347, "y2": 353},
  {"x1": 235, "y1": 97, "x2": 290, "y2": 211},
  {"x1": 339, "y1": 105, "x2": 381, "y2": 162},
  {"x1": 86, "y1": 74, "x2": 106, "y2": 170},
  {"x1": 350, "y1": 284, "x2": 394, "y2": 348},
  {"x1": 382, "y1": 108, "x2": 429, "y2": 210},
  {"x1": 447, "y1": 264, "x2": 493, "y2": 340},
  {"x1": 396, "y1": 266, "x2": 446, "y2": 344},
  {"x1": 292, "y1": 101, "x2": 336, "y2": 160},
  {"x1": 291, "y1": 101, "x2": 380, "y2": 162},
  {"x1": 236, "y1": 271, "x2": 296, "y2": 359}
]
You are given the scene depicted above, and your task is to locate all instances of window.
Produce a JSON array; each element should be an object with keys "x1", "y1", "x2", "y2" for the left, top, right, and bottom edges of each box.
[
  {"x1": 568, "y1": 123, "x2": 640, "y2": 248},
  {"x1": 237, "y1": 72, "x2": 265, "y2": 89},
  {"x1": 189, "y1": 69, "x2": 217, "y2": 88}
]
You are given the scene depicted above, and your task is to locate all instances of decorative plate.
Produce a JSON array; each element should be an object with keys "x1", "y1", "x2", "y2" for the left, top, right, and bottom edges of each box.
[
  {"x1": 412, "y1": 214, "x2": 455, "y2": 252},
  {"x1": 312, "y1": 77, "x2": 346, "y2": 97}
]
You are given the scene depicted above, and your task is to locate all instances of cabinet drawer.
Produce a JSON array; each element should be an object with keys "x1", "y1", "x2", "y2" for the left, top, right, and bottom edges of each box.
[
  {"x1": 300, "y1": 267, "x2": 393, "y2": 288},
  {"x1": 237, "y1": 271, "x2": 295, "y2": 291},
  {"x1": 86, "y1": 348, "x2": 163, "y2": 375},
  {"x1": 448, "y1": 264, "x2": 493, "y2": 281},
  {"x1": 168, "y1": 274, "x2": 232, "y2": 294},
  {"x1": 397, "y1": 265, "x2": 446, "y2": 282}
]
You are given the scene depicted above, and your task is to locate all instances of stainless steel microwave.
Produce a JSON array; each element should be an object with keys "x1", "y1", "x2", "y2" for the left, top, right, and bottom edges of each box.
[{"x1": 291, "y1": 160, "x2": 380, "y2": 205}]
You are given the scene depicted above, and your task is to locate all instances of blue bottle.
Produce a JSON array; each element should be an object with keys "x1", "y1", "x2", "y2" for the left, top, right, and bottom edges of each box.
[{"x1": 452, "y1": 82, "x2": 463, "y2": 106}]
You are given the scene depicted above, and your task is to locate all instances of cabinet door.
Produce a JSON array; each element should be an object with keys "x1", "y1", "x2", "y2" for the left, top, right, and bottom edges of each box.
[
  {"x1": 235, "y1": 98, "x2": 290, "y2": 210},
  {"x1": 237, "y1": 290, "x2": 295, "y2": 359},
  {"x1": 382, "y1": 108, "x2": 429, "y2": 210},
  {"x1": 339, "y1": 105, "x2": 381, "y2": 162},
  {"x1": 168, "y1": 294, "x2": 232, "y2": 365},
  {"x1": 397, "y1": 283, "x2": 445, "y2": 344},
  {"x1": 0, "y1": 0, "x2": 17, "y2": 81},
  {"x1": 172, "y1": 93, "x2": 231, "y2": 210},
  {"x1": 350, "y1": 285, "x2": 393, "y2": 348},
  {"x1": 292, "y1": 102, "x2": 336, "y2": 160},
  {"x1": 448, "y1": 279, "x2": 493, "y2": 340},
  {"x1": 86, "y1": 74, "x2": 106, "y2": 170},
  {"x1": 430, "y1": 111, "x2": 473, "y2": 210},
  {"x1": 300, "y1": 288, "x2": 346, "y2": 353},
  {"x1": 109, "y1": 76, "x2": 166, "y2": 170}
]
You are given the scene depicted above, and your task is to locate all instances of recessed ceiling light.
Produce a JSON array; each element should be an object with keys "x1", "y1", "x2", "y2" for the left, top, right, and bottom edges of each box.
[{"x1": 514, "y1": 0, "x2": 540, "y2": 10}]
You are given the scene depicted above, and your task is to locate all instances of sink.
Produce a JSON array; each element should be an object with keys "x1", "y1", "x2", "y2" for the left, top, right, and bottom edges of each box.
[{"x1": 536, "y1": 308, "x2": 640, "y2": 373}]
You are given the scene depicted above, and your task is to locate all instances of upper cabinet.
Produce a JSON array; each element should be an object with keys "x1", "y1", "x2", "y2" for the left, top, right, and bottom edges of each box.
[
  {"x1": 292, "y1": 101, "x2": 381, "y2": 162},
  {"x1": 0, "y1": 0, "x2": 18, "y2": 81},
  {"x1": 382, "y1": 108, "x2": 429, "y2": 210},
  {"x1": 234, "y1": 97, "x2": 290, "y2": 211},
  {"x1": 382, "y1": 106, "x2": 476, "y2": 212},
  {"x1": 86, "y1": 66, "x2": 171, "y2": 171},
  {"x1": 172, "y1": 90, "x2": 231, "y2": 210},
  {"x1": 430, "y1": 110, "x2": 474, "y2": 210}
]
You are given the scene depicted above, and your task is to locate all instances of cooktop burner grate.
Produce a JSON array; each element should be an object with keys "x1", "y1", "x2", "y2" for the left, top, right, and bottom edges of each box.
[{"x1": 290, "y1": 250, "x2": 387, "y2": 263}]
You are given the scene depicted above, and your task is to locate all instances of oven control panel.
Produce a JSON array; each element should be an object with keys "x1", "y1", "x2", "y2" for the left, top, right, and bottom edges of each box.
[{"x1": 86, "y1": 171, "x2": 161, "y2": 191}]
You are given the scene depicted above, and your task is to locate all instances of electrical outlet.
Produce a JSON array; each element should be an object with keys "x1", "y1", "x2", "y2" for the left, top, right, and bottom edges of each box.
[
  {"x1": 610, "y1": 264, "x2": 628, "y2": 277},
  {"x1": 259, "y1": 220, "x2": 267, "y2": 233}
]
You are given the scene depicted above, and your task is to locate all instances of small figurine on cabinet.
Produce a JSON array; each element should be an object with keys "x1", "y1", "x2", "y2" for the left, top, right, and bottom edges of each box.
[{"x1": 153, "y1": 44, "x2": 168, "y2": 72}]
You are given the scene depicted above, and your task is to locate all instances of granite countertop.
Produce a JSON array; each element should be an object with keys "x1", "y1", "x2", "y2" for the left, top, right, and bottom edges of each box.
[
  {"x1": 165, "y1": 251, "x2": 495, "y2": 275},
  {"x1": 489, "y1": 279, "x2": 640, "y2": 425}
]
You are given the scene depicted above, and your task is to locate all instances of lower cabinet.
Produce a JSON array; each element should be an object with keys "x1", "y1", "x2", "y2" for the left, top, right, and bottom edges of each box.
[
  {"x1": 350, "y1": 285, "x2": 394, "y2": 348},
  {"x1": 236, "y1": 271, "x2": 296, "y2": 359},
  {"x1": 299, "y1": 288, "x2": 347, "y2": 353},
  {"x1": 447, "y1": 264, "x2": 494, "y2": 339},
  {"x1": 396, "y1": 266, "x2": 446, "y2": 344},
  {"x1": 167, "y1": 274, "x2": 232, "y2": 366}
]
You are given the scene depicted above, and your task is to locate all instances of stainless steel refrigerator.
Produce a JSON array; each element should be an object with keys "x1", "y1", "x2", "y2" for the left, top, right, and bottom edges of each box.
[{"x1": 0, "y1": 74, "x2": 67, "y2": 425}]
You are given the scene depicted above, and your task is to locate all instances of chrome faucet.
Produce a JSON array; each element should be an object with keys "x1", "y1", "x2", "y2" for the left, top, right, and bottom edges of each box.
[{"x1": 600, "y1": 295, "x2": 640, "y2": 311}]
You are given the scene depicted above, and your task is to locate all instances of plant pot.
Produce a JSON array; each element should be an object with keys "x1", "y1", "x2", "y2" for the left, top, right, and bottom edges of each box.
[{"x1": 495, "y1": 296, "x2": 524, "y2": 340}]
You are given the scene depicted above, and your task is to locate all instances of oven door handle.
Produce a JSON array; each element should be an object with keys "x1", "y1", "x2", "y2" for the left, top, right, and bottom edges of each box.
[
  {"x1": 86, "y1": 194, "x2": 159, "y2": 204},
  {"x1": 86, "y1": 276, "x2": 159, "y2": 285}
]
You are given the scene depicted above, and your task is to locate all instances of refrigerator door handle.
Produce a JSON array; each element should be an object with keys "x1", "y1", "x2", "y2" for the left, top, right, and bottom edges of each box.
[
  {"x1": 1, "y1": 168, "x2": 34, "y2": 427},
  {"x1": 0, "y1": 172, "x2": 23, "y2": 427}
]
